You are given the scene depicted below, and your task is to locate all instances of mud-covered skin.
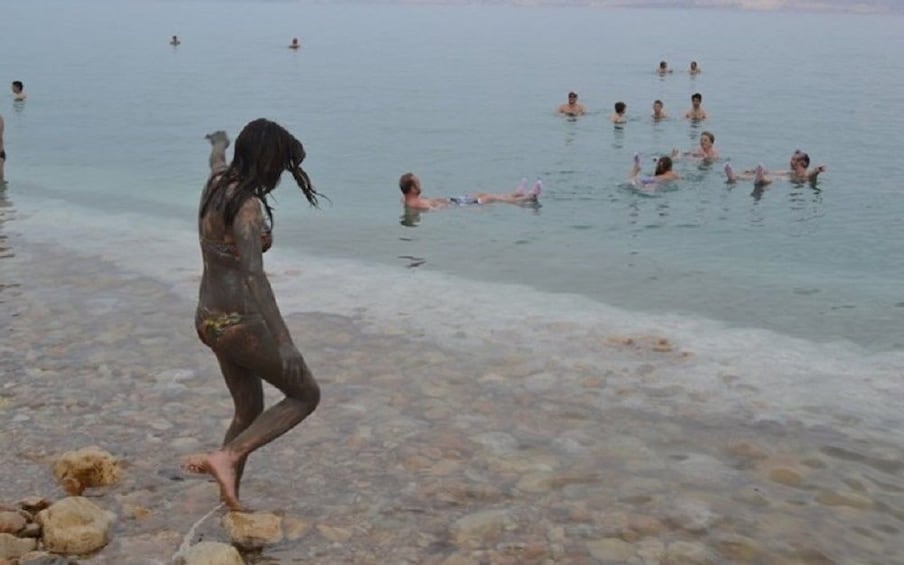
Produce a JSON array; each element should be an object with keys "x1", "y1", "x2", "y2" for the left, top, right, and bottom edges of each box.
[{"x1": 183, "y1": 130, "x2": 320, "y2": 510}]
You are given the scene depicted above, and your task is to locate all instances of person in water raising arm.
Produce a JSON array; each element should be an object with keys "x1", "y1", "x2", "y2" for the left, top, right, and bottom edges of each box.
[{"x1": 399, "y1": 173, "x2": 542, "y2": 211}]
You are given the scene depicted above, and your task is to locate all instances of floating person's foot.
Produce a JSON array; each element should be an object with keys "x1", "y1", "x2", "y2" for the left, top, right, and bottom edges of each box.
[
  {"x1": 529, "y1": 179, "x2": 543, "y2": 198},
  {"x1": 754, "y1": 163, "x2": 766, "y2": 185},
  {"x1": 633, "y1": 152, "x2": 641, "y2": 168},
  {"x1": 205, "y1": 130, "x2": 230, "y2": 148},
  {"x1": 724, "y1": 162, "x2": 736, "y2": 183},
  {"x1": 514, "y1": 177, "x2": 528, "y2": 195}
]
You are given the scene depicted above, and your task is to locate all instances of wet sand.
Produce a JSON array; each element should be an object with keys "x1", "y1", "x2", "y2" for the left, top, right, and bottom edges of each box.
[{"x1": 1, "y1": 195, "x2": 902, "y2": 564}]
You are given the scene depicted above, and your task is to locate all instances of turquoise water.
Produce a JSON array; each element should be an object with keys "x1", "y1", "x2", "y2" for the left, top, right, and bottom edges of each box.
[{"x1": 2, "y1": 4, "x2": 903, "y2": 422}]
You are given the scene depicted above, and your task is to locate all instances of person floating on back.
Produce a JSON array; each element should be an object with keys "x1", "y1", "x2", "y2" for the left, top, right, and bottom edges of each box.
[
  {"x1": 725, "y1": 150, "x2": 826, "y2": 187},
  {"x1": 399, "y1": 173, "x2": 541, "y2": 211}
]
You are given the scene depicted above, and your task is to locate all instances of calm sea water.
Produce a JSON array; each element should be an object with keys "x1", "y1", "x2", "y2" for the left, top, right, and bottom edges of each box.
[{"x1": 2, "y1": 3, "x2": 903, "y2": 427}]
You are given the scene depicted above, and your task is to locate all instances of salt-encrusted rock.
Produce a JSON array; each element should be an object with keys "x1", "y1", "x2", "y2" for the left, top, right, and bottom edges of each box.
[
  {"x1": 52, "y1": 447, "x2": 122, "y2": 495},
  {"x1": 0, "y1": 532, "x2": 38, "y2": 560},
  {"x1": 175, "y1": 541, "x2": 244, "y2": 565},
  {"x1": 221, "y1": 511, "x2": 284, "y2": 549},
  {"x1": 36, "y1": 497, "x2": 116, "y2": 555}
]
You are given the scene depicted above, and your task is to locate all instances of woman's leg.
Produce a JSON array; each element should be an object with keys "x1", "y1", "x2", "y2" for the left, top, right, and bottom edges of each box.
[{"x1": 183, "y1": 317, "x2": 319, "y2": 510}]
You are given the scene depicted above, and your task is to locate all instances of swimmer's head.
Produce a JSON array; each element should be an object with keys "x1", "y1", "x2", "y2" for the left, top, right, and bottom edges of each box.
[
  {"x1": 11, "y1": 81, "x2": 23, "y2": 94},
  {"x1": 653, "y1": 99, "x2": 664, "y2": 112},
  {"x1": 700, "y1": 131, "x2": 715, "y2": 148},
  {"x1": 399, "y1": 172, "x2": 421, "y2": 195},
  {"x1": 614, "y1": 101, "x2": 626, "y2": 115},
  {"x1": 655, "y1": 156, "x2": 673, "y2": 176},
  {"x1": 568, "y1": 91, "x2": 578, "y2": 101},
  {"x1": 659, "y1": 61, "x2": 668, "y2": 70},
  {"x1": 690, "y1": 61, "x2": 698, "y2": 71},
  {"x1": 794, "y1": 151, "x2": 810, "y2": 168},
  {"x1": 691, "y1": 93, "x2": 702, "y2": 106}
]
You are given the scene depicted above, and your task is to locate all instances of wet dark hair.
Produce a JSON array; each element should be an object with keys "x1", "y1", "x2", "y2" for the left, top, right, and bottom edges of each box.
[
  {"x1": 11, "y1": 81, "x2": 23, "y2": 91},
  {"x1": 701, "y1": 131, "x2": 715, "y2": 143},
  {"x1": 653, "y1": 99, "x2": 663, "y2": 107},
  {"x1": 795, "y1": 151, "x2": 810, "y2": 167},
  {"x1": 399, "y1": 172, "x2": 418, "y2": 194},
  {"x1": 659, "y1": 61, "x2": 667, "y2": 69},
  {"x1": 568, "y1": 91, "x2": 577, "y2": 99},
  {"x1": 691, "y1": 92, "x2": 702, "y2": 103},
  {"x1": 200, "y1": 118, "x2": 320, "y2": 228},
  {"x1": 614, "y1": 101, "x2": 626, "y2": 114},
  {"x1": 655, "y1": 156, "x2": 673, "y2": 176}
]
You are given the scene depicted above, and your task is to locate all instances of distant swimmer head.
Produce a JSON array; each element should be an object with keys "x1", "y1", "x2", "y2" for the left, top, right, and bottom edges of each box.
[
  {"x1": 794, "y1": 151, "x2": 810, "y2": 168},
  {"x1": 11, "y1": 81, "x2": 23, "y2": 94},
  {"x1": 654, "y1": 156, "x2": 674, "y2": 176},
  {"x1": 568, "y1": 91, "x2": 578, "y2": 101},
  {"x1": 170, "y1": 35, "x2": 180, "y2": 45},
  {"x1": 659, "y1": 60, "x2": 668, "y2": 70},
  {"x1": 290, "y1": 38, "x2": 300, "y2": 48},
  {"x1": 690, "y1": 61, "x2": 699, "y2": 71},
  {"x1": 700, "y1": 131, "x2": 715, "y2": 148},
  {"x1": 691, "y1": 92, "x2": 703, "y2": 106},
  {"x1": 614, "y1": 101, "x2": 626, "y2": 115},
  {"x1": 399, "y1": 172, "x2": 421, "y2": 196}
]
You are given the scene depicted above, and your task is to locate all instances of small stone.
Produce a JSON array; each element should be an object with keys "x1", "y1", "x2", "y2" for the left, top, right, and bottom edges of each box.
[
  {"x1": 0, "y1": 512, "x2": 26, "y2": 535},
  {"x1": 586, "y1": 538, "x2": 636, "y2": 561},
  {"x1": 36, "y1": 497, "x2": 116, "y2": 555},
  {"x1": 0, "y1": 533, "x2": 38, "y2": 560},
  {"x1": 452, "y1": 510, "x2": 514, "y2": 544},
  {"x1": 18, "y1": 551, "x2": 70, "y2": 565},
  {"x1": 636, "y1": 539, "x2": 665, "y2": 563},
  {"x1": 814, "y1": 491, "x2": 874, "y2": 510},
  {"x1": 316, "y1": 524, "x2": 352, "y2": 543},
  {"x1": 51, "y1": 447, "x2": 122, "y2": 495},
  {"x1": 716, "y1": 534, "x2": 762, "y2": 561},
  {"x1": 16, "y1": 499, "x2": 50, "y2": 513},
  {"x1": 221, "y1": 512, "x2": 284, "y2": 549},
  {"x1": 768, "y1": 468, "x2": 803, "y2": 487},
  {"x1": 667, "y1": 541, "x2": 710, "y2": 564},
  {"x1": 175, "y1": 541, "x2": 243, "y2": 565},
  {"x1": 283, "y1": 517, "x2": 311, "y2": 540}
]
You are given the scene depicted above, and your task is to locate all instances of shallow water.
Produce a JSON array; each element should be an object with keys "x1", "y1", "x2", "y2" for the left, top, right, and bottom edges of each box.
[{"x1": 2, "y1": 187, "x2": 904, "y2": 563}]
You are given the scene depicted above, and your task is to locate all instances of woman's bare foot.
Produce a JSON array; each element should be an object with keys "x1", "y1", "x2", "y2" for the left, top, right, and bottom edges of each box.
[{"x1": 180, "y1": 450, "x2": 243, "y2": 510}]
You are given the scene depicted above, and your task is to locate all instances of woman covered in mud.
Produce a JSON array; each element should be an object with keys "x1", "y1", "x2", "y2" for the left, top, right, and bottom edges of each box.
[{"x1": 182, "y1": 119, "x2": 322, "y2": 510}]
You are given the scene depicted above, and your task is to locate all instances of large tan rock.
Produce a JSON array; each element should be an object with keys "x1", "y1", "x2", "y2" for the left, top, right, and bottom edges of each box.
[
  {"x1": 36, "y1": 497, "x2": 115, "y2": 555},
  {"x1": 175, "y1": 541, "x2": 244, "y2": 565},
  {"x1": 0, "y1": 533, "x2": 38, "y2": 560},
  {"x1": 221, "y1": 511, "x2": 283, "y2": 549},
  {"x1": 52, "y1": 447, "x2": 122, "y2": 495}
]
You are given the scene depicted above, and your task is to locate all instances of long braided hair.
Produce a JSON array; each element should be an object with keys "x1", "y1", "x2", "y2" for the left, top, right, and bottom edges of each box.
[{"x1": 200, "y1": 118, "x2": 321, "y2": 228}]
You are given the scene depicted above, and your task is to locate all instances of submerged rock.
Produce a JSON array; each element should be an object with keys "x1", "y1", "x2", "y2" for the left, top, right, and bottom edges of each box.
[
  {"x1": 175, "y1": 541, "x2": 244, "y2": 565},
  {"x1": 221, "y1": 511, "x2": 284, "y2": 549}
]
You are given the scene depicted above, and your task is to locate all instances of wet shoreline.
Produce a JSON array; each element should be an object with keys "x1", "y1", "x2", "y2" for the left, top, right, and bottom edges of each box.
[{"x1": 1, "y1": 193, "x2": 902, "y2": 563}]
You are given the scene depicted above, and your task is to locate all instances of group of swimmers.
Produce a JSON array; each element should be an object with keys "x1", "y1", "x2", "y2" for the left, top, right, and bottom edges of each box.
[
  {"x1": 170, "y1": 35, "x2": 302, "y2": 49},
  {"x1": 558, "y1": 91, "x2": 707, "y2": 123}
]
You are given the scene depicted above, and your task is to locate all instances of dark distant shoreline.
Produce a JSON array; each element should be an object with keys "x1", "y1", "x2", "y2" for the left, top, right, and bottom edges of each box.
[{"x1": 314, "y1": 0, "x2": 901, "y2": 15}]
